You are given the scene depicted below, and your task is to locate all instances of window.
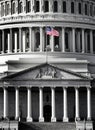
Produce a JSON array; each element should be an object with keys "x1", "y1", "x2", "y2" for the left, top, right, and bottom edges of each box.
[
  {"x1": 35, "y1": 32, "x2": 40, "y2": 51},
  {"x1": 1, "y1": 3, "x2": 4, "y2": 17},
  {"x1": 5, "y1": 2, "x2": 9, "y2": 16},
  {"x1": 35, "y1": 1, "x2": 40, "y2": 12},
  {"x1": 18, "y1": 0, "x2": 23, "y2": 13},
  {"x1": 54, "y1": 36, "x2": 60, "y2": 51},
  {"x1": 94, "y1": 6, "x2": 95, "y2": 16},
  {"x1": 63, "y1": 1, "x2": 66, "y2": 13},
  {"x1": 11, "y1": 1, "x2": 15, "y2": 14},
  {"x1": 71, "y1": 2, "x2": 74, "y2": 14},
  {"x1": 90, "y1": 5, "x2": 93, "y2": 16},
  {"x1": 44, "y1": 1, "x2": 49, "y2": 12},
  {"x1": 26, "y1": 0, "x2": 31, "y2": 13},
  {"x1": 85, "y1": 4, "x2": 87, "y2": 15},
  {"x1": 78, "y1": 3, "x2": 81, "y2": 14},
  {"x1": 54, "y1": 1, "x2": 58, "y2": 12},
  {"x1": 65, "y1": 32, "x2": 69, "y2": 50}
]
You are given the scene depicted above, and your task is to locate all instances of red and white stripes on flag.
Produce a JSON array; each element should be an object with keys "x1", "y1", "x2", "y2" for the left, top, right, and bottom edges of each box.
[{"x1": 46, "y1": 27, "x2": 59, "y2": 37}]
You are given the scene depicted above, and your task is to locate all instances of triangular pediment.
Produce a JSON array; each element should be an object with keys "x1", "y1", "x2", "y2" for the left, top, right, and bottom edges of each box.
[{"x1": 2, "y1": 63, "x2": 90, "y2": 81}]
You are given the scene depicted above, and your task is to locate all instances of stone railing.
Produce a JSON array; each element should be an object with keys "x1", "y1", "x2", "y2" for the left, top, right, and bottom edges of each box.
[
  {"x1": 0, "y1": 13, "x2": 95, "y2": 25},
  {"x1": 76, "y1": 121, "x2": 93, "y2": 130}
]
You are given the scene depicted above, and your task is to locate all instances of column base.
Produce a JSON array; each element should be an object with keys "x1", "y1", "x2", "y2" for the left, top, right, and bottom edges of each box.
[
  {"x1": 63, "y1": 117, "x2": 69, "y2": 122},
  {"x1": 75, "y1": 117, "x2": 80, "y2": 121},
  {"x1": 51, "y1": 117, "x2": 56, "y2": 122},
  {"x1": 15, "y1": 117, "x2": 20, "y2": 121},
  {"x1": 87, "y1": 117, "x2": 91, "y2": 121},
  {"x1": 39, "y1": 117, "x2": 44, "y2": 122},
  {"x1": 27, "y1": 117, "x2": 33, "y2": 122}
]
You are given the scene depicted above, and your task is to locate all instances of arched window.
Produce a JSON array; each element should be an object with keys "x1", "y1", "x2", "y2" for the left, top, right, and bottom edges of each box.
[
  {"x1": 63, "y1": 1, "x2": 66, "y2": 13},
  {"x1": 1, "y1": 3, "x2": 4, "y2": 17},
  {"x1": 71, "y1": 2, "x2": 74, "y2": 14},
  {"x1": 11, "y1": 1, "x2": 15, "y2": 14},
  {"x1": 26, "y1": 0, "x2": 31, "y2": 13},
  {"x1": 44, "y1": 1, "x2": 49, "y2": 12},
  {"x1": 35, "y1": 1, "x2": 40, "y2": 12},
  {"x1": 18, "y1": 0, "x2": 23, "y2": 13},
  {"x1": 5, "y1": 2, "x2": 9, "y2": 16},
  {"x1": 78, "y1": 3, "x2": 81, "y2": 14},
  {"x1": 85, "y1": 4, "x2": 87, "y2": 15},
  {"x1": 54, "y1": 1, "x2": 58, "y2": 12}
]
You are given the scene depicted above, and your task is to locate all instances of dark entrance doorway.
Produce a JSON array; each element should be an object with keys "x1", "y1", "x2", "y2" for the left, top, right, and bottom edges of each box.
[{"x1": 44, "y1": 105, "x2": 51, "y2": 122}]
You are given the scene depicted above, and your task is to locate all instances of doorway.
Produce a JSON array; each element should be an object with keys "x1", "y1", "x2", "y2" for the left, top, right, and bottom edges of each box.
[{"x1": 44, "y1": 105, "x2": 51, "y2": 122}]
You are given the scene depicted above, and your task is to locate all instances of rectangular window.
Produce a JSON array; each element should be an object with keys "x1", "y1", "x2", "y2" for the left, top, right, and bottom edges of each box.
[
  {"x1": 35, "y1": 1, "x2": 40, "y2": 12},
  {"x1": 54, "y1": 1, "x2": 58, "y2": 12},
  {"x1": 26, "y1": 0, "x2": 31, "y2": 13},
  {"x1": 78, "y1": 3, "x2": 81, "y2": 14},
  {"x1": 71, "y1": 2, "x2": 74, "y2": 14},
  {"x1": 63, "y1": 1, "x2": 66, "y2": 13},
  {"x1": 85, "y1": 4, "x2": 87, "y2": 15},
  {"x1": 44, "y1": 1, "x2": 49, "y2": 12},
  {"x1": 90, "y1": 4, "x2": 93, "y2": 16}
]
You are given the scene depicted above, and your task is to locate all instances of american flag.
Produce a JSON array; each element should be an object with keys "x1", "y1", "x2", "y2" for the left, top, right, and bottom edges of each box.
[{"x1": 46, "y1": 27, "x2": 59, "y2": 37}]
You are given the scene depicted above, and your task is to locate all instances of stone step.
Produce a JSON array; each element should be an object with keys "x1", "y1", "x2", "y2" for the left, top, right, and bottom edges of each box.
[{"x1": 19, "y1": 122, "x2": 76, "y2": 130}]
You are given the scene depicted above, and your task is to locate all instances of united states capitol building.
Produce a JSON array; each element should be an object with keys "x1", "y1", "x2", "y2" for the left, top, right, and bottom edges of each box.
[{"x1": 0, "y1": 0, "x2": 95, "y2": 130}]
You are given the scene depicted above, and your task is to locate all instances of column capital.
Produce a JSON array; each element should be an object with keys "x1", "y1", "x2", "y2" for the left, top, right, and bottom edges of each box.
[
  {"x1": 86, "y1": 86, "x2": 91, "y2": 89},
  {"x1": 51, "y1": 86, "x2": 56, "y2": 89},
  {"x1": 27, "y1": 86, "x2": 32, "y2": 89},
  {"x1": 15, "y1": 86, "x2": 20, "y2": 89},
  {"x1": 39, "y1": 86, "x2": 44, "y2": 89},
  {"x1": 74, "y1": 86, "x2": 80, "y2": 89},
  {"x1": 63, "y1": 86, "x2": 68, "y2": 89}
]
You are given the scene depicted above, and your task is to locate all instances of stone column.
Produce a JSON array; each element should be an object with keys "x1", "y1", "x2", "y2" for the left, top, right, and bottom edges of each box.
[
  {"x1": 40, "y1": 0, "x2": 44, "y2": 13},
  {"x1": 23, "y1": 30, "x2": 26, "y2": 52},
  {"x1": 3, "y1": 87, "x2": 8, "y2": 119},
  {"x1": 31, "y1": 0, "x2": 35, "y2": 13},
  {"x1": 2, "y1": 30, "x2": 4, "y2": 53},
  {"x1": 87, "y1": 87, "x2": 91, "y2": 120},
  {"x1": 27, "y1": 87, "x2": 33, "y2": 122},
  {"x1": 72, "y1": 28, "x2": 75, "y2": 52},
  {"x1": 39, "y1": 87, "x2": 44, "y2": 122},
  {"x1": 14, "y1": 32, "x2": 17, "y2": 53},
  {"x1": 19, "y1": 28, "x2": 22, "y2": 52},
  {"x1": 15, "y1": 87, "x2": 19, "y2": 120},
  {"x1": 40, "y1": 27, "x2": 44, "y2": 52},
  {"x1": 82, "y1": 29, "x2": 85, "y2": 53},
  {"x1": 29, "y1": 27, "x2": 32, "y2": 52},
  {"x1": 31, "y1": 28, "x2": 35, "y2": 52},
  {"x1": 8, "y1": 33, "x2": 11, "y2": 53},
  {"x1": 15, "y1": 0, "x2": 18, "y2": 14},
  {"x1": 62, "y1": 27, "x2": 65, "y2": 52},
  {"x1": 77, "y1": 31, "x2": 81, "y2": 52},
  {"x1": 49, "y1": 1, "x2": 53, "y2": 12},
  {"x1": 51, "y1": 35, "x2": 54, "y2": 52},
  {"x1": 51, "y1": 87, "x2": 56, "y2": 122},
  {"x1": 75, "y1": 87, "x2": 80, "y2": 121},
  {"x1": 63, "y1": 87, "x2": 68, "y2": 122},
  {"x1": 90, "y1": 30, "x2": 93, "y2": 54}
]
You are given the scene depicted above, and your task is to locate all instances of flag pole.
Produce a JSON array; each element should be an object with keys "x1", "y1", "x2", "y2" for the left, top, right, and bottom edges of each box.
[{"x1": 46, "y1": 27, "x2": 48, "y2": 63}]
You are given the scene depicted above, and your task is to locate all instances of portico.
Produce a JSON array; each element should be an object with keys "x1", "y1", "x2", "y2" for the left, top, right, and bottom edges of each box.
[{"x1": 1, "y1": 63, "x2": 91, "y2": 122}]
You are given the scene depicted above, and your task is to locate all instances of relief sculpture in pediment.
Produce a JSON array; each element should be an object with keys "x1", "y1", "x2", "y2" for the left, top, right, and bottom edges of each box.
[{"x1": 36, "y1": 66, "x2": 58, "y2": 79}]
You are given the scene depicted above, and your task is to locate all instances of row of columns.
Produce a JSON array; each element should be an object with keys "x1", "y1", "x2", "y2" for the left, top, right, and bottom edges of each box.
[
  {"x1": 3, "y1": 86, "x2": 91, "y2": 122},
  {"x1": 0, "y1": 0, "x2": 95, "y2": 16},
  {"x1": 0, "y1": 27, "x2": 94, "y2": 54}
]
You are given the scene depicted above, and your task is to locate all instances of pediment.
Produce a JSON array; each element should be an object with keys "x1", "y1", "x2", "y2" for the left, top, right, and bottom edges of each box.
[{"x1": 2, "y1": 63, "x2": 90, "y2": 81}]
